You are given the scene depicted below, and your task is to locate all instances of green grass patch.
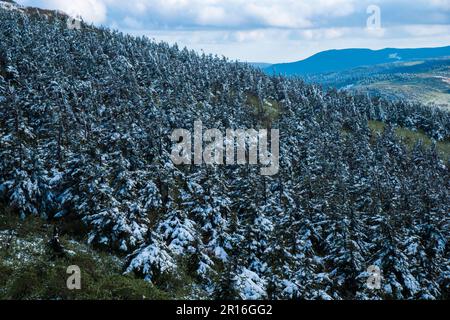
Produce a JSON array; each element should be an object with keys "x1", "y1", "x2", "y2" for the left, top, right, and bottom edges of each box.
[
  {"x1": 368, "y1": 120, "x2": 450, "y2": 161},
  {"x1": 246, "y1": 93, "x2": 282, "y2": 123},
  {"x1": 0, "y1": 216, "x2": 174, "y2": 300},
  {"x1": 0, "y1": 255, "x2": 169, "y2": 300}
]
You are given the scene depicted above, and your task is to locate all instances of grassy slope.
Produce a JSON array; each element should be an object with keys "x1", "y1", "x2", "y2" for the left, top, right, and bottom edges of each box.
[
  {"x1": 0, "y1": 213, "x2": 184, "y2": 300},
  {"x1": 305, "y1": 58, "x2": 450, "y2": 109},
  {"x1": 356, "y1": 74, "x2": 450, "y2": 110},
  {"x1": 246, "y1": 93, "x2": 281, "y2": 121},
  {"x1": 358, "y1": 60, "x2": 450, "y2": 108},
  {"x1": 368, "y1": 120, "x2": 450, "y2": 161}
]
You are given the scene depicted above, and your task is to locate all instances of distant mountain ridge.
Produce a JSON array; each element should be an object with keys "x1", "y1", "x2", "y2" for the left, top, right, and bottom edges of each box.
[{"x1": 265, "y1": 46, "x2": 450, "y2": 76}]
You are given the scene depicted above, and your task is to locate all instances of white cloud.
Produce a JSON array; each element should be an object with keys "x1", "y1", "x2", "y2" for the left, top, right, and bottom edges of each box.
[
  {"x1": 123, "y1": 16, "x2": 143, "y2": 29},
  {"x1": 403, "y1": 24, "x2": 450, "y2": 37},
  {"x1": 196, "y1": 6, "x2": 227, "y2": 25},
  {"x1": 19, "y1": 0, "x2": 107, "y2": 23},
  {"x1": 18, "y1": 0, "x2": 449, "y2": 29},
  {"x1": 101, "y1": 0, "x2": 358, "y2": 29},
  {"x1": 429, "y1": 0, "x2": 450, "y2": 10},
  {"x1": 51, "y1": 0, "x2": 107, "y2": 24}
]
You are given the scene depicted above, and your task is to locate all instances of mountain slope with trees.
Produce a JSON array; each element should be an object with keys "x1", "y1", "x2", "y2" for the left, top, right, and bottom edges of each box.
[
  {"x1": 0, "y1": 4, "x2": 449, "y2": 300},
  {"x1": 303, "y1": 58, "x2": 450, "y2": 109}
]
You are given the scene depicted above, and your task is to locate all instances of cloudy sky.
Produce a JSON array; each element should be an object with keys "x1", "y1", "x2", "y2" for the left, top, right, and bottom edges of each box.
[{"x1": 16, "y1": 0, "x2": 450, "y2": 63}]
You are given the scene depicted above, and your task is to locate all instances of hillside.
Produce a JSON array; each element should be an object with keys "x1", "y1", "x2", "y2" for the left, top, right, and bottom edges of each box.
[
  {"x1": 304, "y1": 58, "x2": 450, "y2": 109},
  {"x1": 0, "y1": 4, "x2": 449, "y2": 300}
]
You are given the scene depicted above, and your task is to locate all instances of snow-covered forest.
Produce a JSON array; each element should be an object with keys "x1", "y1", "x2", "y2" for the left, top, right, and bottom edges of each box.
[{"x1": 0, "y1": 4, "x2": 449, "y2": 299}]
